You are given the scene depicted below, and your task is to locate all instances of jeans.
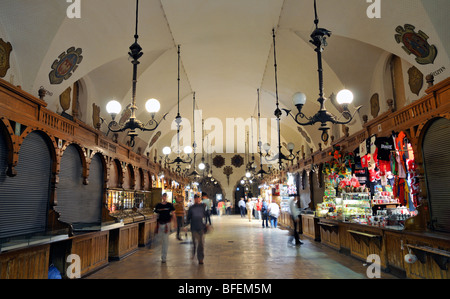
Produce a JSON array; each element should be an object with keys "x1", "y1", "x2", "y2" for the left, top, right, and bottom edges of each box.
[
  {"x1": 191, "y1": 230, "x2": 205, "y2": 262},
  {"x1": 240, "y1": 206, "x2": 246, "y2": 217},
  {"x1": 270, "y1": 215, "x2": 278, "y2": 228},
  {"x1": 157, "y1": 223, "x2": 170, "y2": 261}
]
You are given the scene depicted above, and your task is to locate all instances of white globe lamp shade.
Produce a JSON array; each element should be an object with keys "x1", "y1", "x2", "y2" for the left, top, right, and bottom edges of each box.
[
  {"x1": 246, "y1": 172, "x2": 251, "y2": 178},
  {"x1": 293, "y1": 92, "x2": 307, "y2": 106},
  {"x1": 184, "y1": 146, "x2": 193, "y2": 155},
  {"x1": 336, "y1": 89, "x2": 354, "y2": 105},
  {"x1": 240, "y1": 180, "x2": 245, "y2": 185},
  {"x1": 162, "y1": 146, "x2": 171, "y2": 155},
  {"x1": 263, "y1": 143, "x2": 271, "y2": 152},
  {"x1": 198, "y1": 162, "x2": 205, "y2": 170},
  {"x1": 145, "y1": 98, "x2": 161, "y2": 113},
  {"x1": 287, "y1": 142, "x2": 295, "y2": 151},
  {"x1": 106, "y1": 100, "x2": 122, "y2": 115}
]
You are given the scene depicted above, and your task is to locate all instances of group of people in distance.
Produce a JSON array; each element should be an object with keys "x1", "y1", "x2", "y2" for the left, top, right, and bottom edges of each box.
[{"x1": 238, "y1": 196, "x2": 303, "y2": 246}]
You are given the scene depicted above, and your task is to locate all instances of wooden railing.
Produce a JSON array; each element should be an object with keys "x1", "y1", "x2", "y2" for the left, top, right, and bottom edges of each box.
[{"x1": 40, "y1": 109, "x2": 76, "y2": 136}]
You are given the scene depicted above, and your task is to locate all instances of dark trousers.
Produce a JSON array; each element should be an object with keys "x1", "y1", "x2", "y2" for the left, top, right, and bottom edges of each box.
[
  {"x1": 290, "y1": 216, "x2": 301, "y2": 244},
  {"x1": 261, "y1": 212, "x2": 269, "y2": 227},
  {"x1": 205, "y1": 210, "x2": 211, "y2": 225},
  {"x1": 176, "y1": 216, "x2": 183, "y2": 238}
]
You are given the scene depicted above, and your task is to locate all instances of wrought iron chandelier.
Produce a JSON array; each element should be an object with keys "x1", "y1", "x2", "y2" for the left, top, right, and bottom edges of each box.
[
  {"x1": 266, "y1": 28, "x2": 297, "y2": 170},
  {"x1": 256, "y1": 89, "x2": 268, "y2": 178},
  {"x1": 105, "y1": 0, "x2": 166, "y2": 147},
  {"x1": 162, "y1": 45, "x2": 193, "y2": 174},
  {"x1": 187, "y1": 92, "x2": 200, "y2": 178},
  {"x1": 283, "y1": 0, "x2": 362, "y2": 142}
]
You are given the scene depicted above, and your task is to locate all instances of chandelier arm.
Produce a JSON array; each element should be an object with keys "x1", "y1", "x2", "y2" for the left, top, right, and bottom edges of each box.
[
  {"x1": 331, "y1": 105, "x2": 362, "y2": 125},
  {"x1": 293, "y1": 112, "x2": 316, "y2": 126},
  {"x1": 140, "y1": 112, "x2": 168, "y2": 131}
]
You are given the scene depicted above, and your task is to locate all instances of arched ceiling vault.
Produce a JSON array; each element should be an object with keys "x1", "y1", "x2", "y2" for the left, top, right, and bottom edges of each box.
[{"x1": 1, "y1": 0, "x2": 449, "y2": 183}]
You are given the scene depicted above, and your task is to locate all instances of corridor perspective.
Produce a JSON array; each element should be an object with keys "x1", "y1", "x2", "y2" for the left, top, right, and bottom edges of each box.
[{"x1": 86, "y1": 215, "x2": 397, "y2": 280}]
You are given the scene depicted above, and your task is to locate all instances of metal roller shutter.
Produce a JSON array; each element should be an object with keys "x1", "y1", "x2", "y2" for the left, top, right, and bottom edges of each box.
[
  {"x1": 79, "y1": 153, "x2": 103, "y2": 226},
  {"x1": 422, "y1": 117, "x2": 450, "y2": 233},
  {"x1": 57, "y1": 146, "x2": 103, "y2": 228},
  {"x1": 56, "y1": 144, "x2": 84, "y2": 225},
  {"x1": 0, "y1": 131, "x2": 52, "y2": 239}
]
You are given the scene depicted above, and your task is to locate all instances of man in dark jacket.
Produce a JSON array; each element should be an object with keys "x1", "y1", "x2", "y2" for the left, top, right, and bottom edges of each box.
[{"x1": 186, "y1": 194, "x2": 208, "y2": 264}]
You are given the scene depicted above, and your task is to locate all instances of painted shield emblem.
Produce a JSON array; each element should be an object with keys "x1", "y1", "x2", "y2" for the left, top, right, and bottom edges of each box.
[
  {"x1": 407, "y1": 66, "x2": 423, "y2": 96},
  {"x1": 0, "y1": 38, "x2": 12, "y2": 78},
  {"x1": 49, "y1": 47, "x2": 83, "y2": 84},
  {"x1": 395, "y1": 24, "x2": 437, "y2": 65}
]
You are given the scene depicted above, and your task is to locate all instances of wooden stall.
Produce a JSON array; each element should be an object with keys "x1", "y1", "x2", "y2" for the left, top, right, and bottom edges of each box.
[
  {"x1": 275, "y1": 76, "x2": 450, "y2": 279},
  {"x1": 0, "y1": 78, "x2": 188, "y2": 278}
]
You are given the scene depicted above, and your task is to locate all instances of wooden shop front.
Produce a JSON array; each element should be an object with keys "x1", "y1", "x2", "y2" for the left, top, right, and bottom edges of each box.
[
  {"x1": 290, "y1": 76, "x2": 450, "y2": 279},
  {"x1": 0, "y1": 78, "x2": 186, "y2": 278}
]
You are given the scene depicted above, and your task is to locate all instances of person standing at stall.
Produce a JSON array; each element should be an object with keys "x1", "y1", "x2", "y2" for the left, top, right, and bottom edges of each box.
[
  {"x1": 174, "y1": 195, "x2": 185, "y2": 241},
  {"x1": 186, "y1": 194, "x2": 208, "y2": 265},
  {"x1": 154, "y1": 193, "x2": 175, "y2": 263}
]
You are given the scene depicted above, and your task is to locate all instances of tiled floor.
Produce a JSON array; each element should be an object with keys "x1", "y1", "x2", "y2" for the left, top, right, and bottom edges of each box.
[{"x1": 86, "y1": 215, "x2": 398, "y2": 279}]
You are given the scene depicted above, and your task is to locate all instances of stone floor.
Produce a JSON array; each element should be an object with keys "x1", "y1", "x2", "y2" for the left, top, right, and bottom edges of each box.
[{"x1": 86, "y1": 214, "x2": 398, "y2": 279}]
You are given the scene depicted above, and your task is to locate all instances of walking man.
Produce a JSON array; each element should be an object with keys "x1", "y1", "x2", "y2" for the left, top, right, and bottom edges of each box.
[
  {"x1": 187, "y1": 194, "x2": 208, "y2": 264},
  {"x1": 154, "y1": 193, "x2": 175, "y2": 263}
]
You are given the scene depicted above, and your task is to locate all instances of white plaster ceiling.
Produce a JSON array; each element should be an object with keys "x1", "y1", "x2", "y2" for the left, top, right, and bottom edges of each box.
[{"x1": 0, "y1": 0, "x2": 449, "y2": 172}]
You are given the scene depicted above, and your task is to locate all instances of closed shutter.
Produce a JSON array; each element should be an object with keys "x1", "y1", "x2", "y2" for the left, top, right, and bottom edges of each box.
[
  {"x1": 0, "y1": 131, "x2": 52, "y2": 239},
  {"x1": 57, "y1": 146, "x2": 103, "y2": 227},
  {"x1": 56, "y1": 144, "x2": 84, "y2": 225},
  {"x1": 80, "y1": 153, "x2": 103, "y2": 225},
  {"x1": 422, "y1": 117, "x2": 450, "y2": 233}
]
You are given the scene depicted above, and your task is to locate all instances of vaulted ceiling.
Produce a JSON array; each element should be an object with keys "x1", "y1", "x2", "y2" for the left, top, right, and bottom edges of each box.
[{"x1": 0, "y1": 0, "x2": 449, "y2": 172}]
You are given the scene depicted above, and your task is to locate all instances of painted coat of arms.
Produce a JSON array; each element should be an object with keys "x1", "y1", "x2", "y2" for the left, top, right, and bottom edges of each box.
[
  {"x1": 0, "y1": 38, "x2": 13, "y2": 78},
  {"x1": 395, "y1": 24, "x2": 437, "y2": 65},
  {"x1": 49, "y1": 47, "x2": 83, "y2": 84}
]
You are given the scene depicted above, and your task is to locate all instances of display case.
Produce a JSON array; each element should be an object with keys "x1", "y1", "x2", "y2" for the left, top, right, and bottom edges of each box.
[
  {"x1": 315, "y1": 187, "x2": 343, "y2": 220},
  {"x1": 342, "y1": 192, "x2": 372, "y2": 224}
]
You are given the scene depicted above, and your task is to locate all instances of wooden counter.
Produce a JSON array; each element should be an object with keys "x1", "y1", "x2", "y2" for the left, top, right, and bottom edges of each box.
[
  {"x1": 300, "y1": 214, "x2": 320, "y2": 241},
  {"x1": 138, "y1": 215, "x2": 157, "y2": 247},
  {"x1": 314, "y1": 218, "x2": 450, "y2": 278},
  {"x1": 108, "y1": 223, "x2": 139, "y2": 261},
  {"x1": 0, "y1": 243, "x2": 50, "y2": 279}
]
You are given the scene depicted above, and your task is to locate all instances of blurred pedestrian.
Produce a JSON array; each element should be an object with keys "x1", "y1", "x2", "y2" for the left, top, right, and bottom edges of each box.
[
  {"x1": 154, "y1": 193, "x2": 175, "y2": 263},
  {"x1": 186, "y1": 194, "x2": 208, "y2": 264}
]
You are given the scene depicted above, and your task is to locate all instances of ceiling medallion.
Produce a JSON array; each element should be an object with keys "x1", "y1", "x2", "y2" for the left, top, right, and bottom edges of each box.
[
  {"x1": 49, "y1": 47, "x2": 83, "y2": 84},
  {"x1": 395, "y1": 24, "x2": 437, "y2": 65},
  {"x1": 231, "y1": 154, "x2": 244, "y2": 168},
  {"x1": 212, "y1": 155, "x2": 225, "y2": 168}
]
